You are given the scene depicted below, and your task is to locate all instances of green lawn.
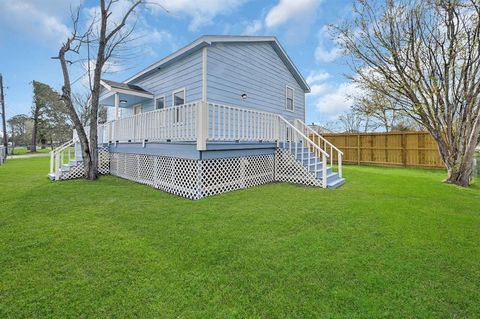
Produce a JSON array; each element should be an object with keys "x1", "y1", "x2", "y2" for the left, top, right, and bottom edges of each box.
[
  {"x1": 0, "y1": 157, "x2": 479, "y2": 318},
  {"x1": 9, "y1": 146, "x2": 52, "y2": 155}
]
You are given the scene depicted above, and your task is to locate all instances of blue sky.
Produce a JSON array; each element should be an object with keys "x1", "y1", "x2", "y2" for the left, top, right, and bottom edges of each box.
[{"x1": 0, "y1": 0, "x2": 357, "y2": 126}]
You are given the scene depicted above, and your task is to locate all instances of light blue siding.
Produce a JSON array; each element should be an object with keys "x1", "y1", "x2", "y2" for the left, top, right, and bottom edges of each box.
[
  {"x1": 131, "y1": 50, "x2": 203, "y2": 108},
  {"x1": 106, "y1": 98, "x2": 154, "y2": 121},
  {"x1": 207, "y1": 42, "x2": 305, "y2": 121}
]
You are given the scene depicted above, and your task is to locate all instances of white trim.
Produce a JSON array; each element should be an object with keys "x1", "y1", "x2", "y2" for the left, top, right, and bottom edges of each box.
[
  {"x1": 100, "y1": 80, "x2": 154, "y2": 99},
  {"x1": 114, "y1": 88, "x2": 153, "y2": 99},
  {"x1": 133, "y1": 103, "x2": 142, "y2": 115},
  {"x1": 172, "y1": 88, "x2": 186, "y2": 106},
  {"x1": 202, "y1": 47, "x2": 207, "y2": 102},
  {"x1": 285, "y1": 85, "x2": 294, "y2": 112},
  {"x1": 154, "y1": 95, "x2": 166, "y2": 110},
  {"x1": 100, "y1": 79, "x2": 113, "y2": 91}
]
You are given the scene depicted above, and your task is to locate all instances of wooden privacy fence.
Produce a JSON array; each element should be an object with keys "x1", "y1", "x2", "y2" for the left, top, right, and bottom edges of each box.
[{"x1": 314, "y1": 131, "x2": 444, "y2": 168}]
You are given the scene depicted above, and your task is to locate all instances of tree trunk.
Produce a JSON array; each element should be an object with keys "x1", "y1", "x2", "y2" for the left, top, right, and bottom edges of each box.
[
  {"x1": 434, "y1": 128, "x2": 478, "y2": 187},
  {"x1": 445, "y1": 165, "x2": 473, "y2": 187},
  {"x1": 31, "y1": 109, "x2": 39, "y2": 153}
]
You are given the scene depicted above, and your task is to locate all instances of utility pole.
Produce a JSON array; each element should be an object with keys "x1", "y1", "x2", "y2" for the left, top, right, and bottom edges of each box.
[{"x1": 0, "y1": 73, "x2": 7, "y2": 149}]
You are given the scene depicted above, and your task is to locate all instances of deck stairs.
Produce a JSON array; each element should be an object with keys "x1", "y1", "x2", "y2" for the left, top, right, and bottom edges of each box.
[
  {"x1": 294, "y1": 146, "x2": 345, "y2": 188},
  {"x1": 277, "y1": 118, "x2": 345, "y2": 189},
  {"x1": 48, "y1": 139, "x2": 83, "y2": 181}
]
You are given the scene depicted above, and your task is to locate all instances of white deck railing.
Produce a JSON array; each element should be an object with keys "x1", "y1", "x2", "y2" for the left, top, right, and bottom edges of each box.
[
  {"x1": 99, "y1": 102, "x2": 281, "y2": 147},
  {"x1": 208, "y1": 103, "x2": 278, "y2": 142},
  {"x1": 294, "y1": 119, "x2": 343, "y2": 179},
  {"x1": 277, "y1": 116, "x2": 330, "y2": 188},
  {"x1": 49, "y1": 139, "x2": 76, "y2": 180},
  {"x1": 60, "y1": 101, "x2": 343, "y2": 185},
  {"x1": 104, "y1": 102, "x2": 198, "y2": 143}
]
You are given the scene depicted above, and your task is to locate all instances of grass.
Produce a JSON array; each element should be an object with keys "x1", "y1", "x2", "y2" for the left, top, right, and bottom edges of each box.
[
  {"x1": 9, "y1": 146, "x2": 52, "y2": 155},
  {"x1": 0, "y1": 157, "x2": 479, "y2": 318}
]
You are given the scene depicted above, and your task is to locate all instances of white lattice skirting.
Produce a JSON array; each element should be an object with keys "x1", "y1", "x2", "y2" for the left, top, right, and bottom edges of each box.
[
  {"x1": 109, "y1": 149, "x2": 319, "y2": 200},
  {"x1": 275, "y1": 148, "x2": 322, "y2": 187},
  {"x1": 60, "y1": 147, "x2": 110, "y2": 180}
]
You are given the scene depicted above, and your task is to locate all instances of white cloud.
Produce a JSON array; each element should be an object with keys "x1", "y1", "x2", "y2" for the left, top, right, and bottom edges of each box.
[
  {"x1": 306, "y1": 69, "x2": 362, "y2": 120},
  {"x1": 315, "y1": 46, "x2": 343, "y2": 63},
  {"x1": 314, "y1": 25, "x2": 343, "y2": 63},
  {"x1": 147, "y1": 0, "x2": 249, "y2": 31},
  {"x1": 306, "y1": 70, "x2": 330, "y2": 84},
  {"x1": 242, "y1": 20, "x2": 263, "y2": 35},
  {"x1": 265, "y1": 0, "x2": 322, "y2": 28},
  {"x1": 315, "y1": 82, "x2": 361, "y2": 117},
  {"x1": 0, "y1": 0, "x2": 81, "y2": 43}
]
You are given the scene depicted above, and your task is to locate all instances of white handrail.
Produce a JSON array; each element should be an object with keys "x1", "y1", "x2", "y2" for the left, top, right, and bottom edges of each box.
[
  {"x1": 49, "y1": 139, "x2": 76, "y2": 180},
  {"x1": 109, "y1": 102, "x2": 198, "y2": 143},
  {"x1": 294, "y1": 119, "x2": 342, "y2": 178},
  {"x1": 295, "y1": 119, "x2": 343, "y2": 155},
  {"x1": 207, "y1": 103, "x2": 278, "y2": 142},
  {"x1": 278, "y1": 116, "x2": 329, "y2": 158},
  {"x1": 277, "y1": 116, "x2": 329, "y2": 188}
]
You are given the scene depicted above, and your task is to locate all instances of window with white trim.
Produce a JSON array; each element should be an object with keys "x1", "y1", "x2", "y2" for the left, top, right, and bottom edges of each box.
[
  {"x1": 286, "y1": 86, "x2": 294, "y2": 112},
  {"x1": 173, "y1": 89, "x2": 185, "y2": 106},
  {"x1": 155, "y1": 96, "x2": 165, "y2": 110},
  {"x1": 172, "y1": 89, "x2": 186, "y2": 123}
]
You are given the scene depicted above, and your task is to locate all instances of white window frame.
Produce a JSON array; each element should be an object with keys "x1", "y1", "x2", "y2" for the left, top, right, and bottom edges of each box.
[
  {"x1": 285, "y1": 85, "x2": 294, "y2": 112},
  {"x1": 172, "y1": 88, "x2": 186, "y2": 107},
  {"x1": 133, "y1": 103, "x2": 142, "y2": 115},
  {"x1": 172, "y1": 88, "x2": 186, "y2": 123},
  {"x1": 154, "y1": 95, "x2": 166, "y2": 110}
]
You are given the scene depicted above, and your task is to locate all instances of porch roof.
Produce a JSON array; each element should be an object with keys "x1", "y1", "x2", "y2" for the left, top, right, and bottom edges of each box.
[{"x1": 100, "y1": 79, "x2": 154, "y2": 99}]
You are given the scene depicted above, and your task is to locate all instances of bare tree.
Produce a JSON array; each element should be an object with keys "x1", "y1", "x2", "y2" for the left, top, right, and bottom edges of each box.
[
  {"x1": 73, "y1": 92, "x2": 107, "y2": 127},
  {"x1": 352, "y1": 90, "x2": 401, "y2": 132},
  {"x1": 54, "y1": 0, "x2": 142, "y2": 180},
  {"x1": 335, "y1": 0, "x2": 480, "y2": 186},
  {"x1": 339, "y1": 110, "x2": 365, "y2": 133}
]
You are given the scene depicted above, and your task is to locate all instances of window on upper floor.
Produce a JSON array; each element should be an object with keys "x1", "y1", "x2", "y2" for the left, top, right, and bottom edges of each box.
[{"x1": 286, "y1": 86, "x2": 294, "y2": 112}]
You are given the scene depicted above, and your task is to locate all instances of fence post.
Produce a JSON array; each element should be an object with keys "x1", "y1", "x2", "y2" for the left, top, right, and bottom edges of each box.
[
  {"x1": 402, "y1": 133, "x2": 407, "y2": 166},
  {"x1": 196, "y1": 101, "x2": 208, "y2": 151}
]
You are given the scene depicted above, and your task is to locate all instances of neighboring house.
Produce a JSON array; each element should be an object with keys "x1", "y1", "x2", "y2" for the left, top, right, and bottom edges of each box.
[
  {"x1": 49, "y1": 35, "x2": 344, "y2": 199},
  {"x1": 309, "y1": 123, "x2": 334, "y2": 134}
]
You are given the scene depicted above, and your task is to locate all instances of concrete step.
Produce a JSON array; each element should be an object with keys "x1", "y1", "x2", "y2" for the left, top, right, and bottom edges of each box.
[
  {"x1": 315, "y1": 171, "x2": 341, "y2": 183},
  {"x1": 327, "y1": 177, "x2": 346, "y2": 189}
]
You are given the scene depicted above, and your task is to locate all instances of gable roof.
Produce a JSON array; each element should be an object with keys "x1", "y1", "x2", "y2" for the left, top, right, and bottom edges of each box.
[{"x1": 125, "y1": 35, "x2": 310, "y2": 93}]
